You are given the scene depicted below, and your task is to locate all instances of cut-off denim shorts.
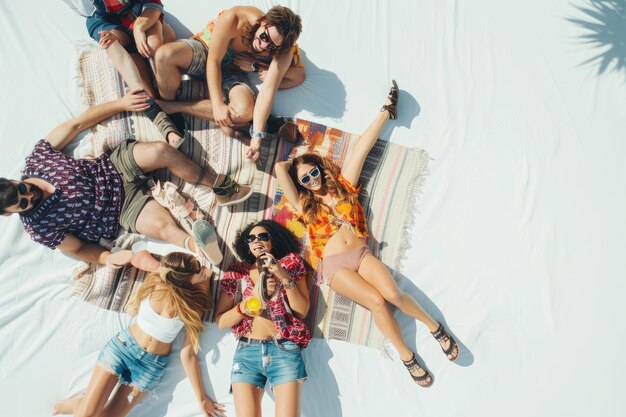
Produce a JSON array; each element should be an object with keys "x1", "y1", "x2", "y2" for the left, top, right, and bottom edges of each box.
[
  {"x1": 97, "y1": 328, "x2": 169, "y2": 393},
  {"x1": 231, "y1": 337, "x2": 307, "y2": 390}
]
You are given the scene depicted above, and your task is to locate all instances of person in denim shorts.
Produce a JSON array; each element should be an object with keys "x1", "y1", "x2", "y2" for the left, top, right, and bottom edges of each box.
[
  {"x1": 215, "y1": 220, "x2": 311, "y2": 416},
  {"x1": 53, "y1": 252, "x2": 225, "y2": 417}
]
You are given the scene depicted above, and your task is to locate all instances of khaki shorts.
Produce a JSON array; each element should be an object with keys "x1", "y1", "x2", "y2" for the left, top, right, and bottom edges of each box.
[{"x1": 108, "y1": 139, "x2": 151, "y2": 233}]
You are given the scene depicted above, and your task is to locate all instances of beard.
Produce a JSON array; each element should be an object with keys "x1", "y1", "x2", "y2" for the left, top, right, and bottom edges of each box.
[{"x1": 20, "y1": 183, "x2": 43, "y2": 215}]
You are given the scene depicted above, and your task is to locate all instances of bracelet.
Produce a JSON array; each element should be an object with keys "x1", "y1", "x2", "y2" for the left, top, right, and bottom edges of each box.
[
  {"x1": 283, "y1": 278, "x2": 296, "y2": 289},
  {"x1": 253, "y1": 131, "x2": 266, "y2": 139},
  {"x1": 236, "y1": 302, "x2": 246, "y2": 316}
]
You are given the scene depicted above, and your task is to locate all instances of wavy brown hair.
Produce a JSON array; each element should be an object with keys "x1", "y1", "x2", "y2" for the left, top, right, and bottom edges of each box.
[
  {"x1": 288, "y1": 153, "x2": 359, "y2": 224},
  {"x1": 126, "y1": 252, "x2": 211, "y2": 353},
  {"x1": 241, "y1": 5, "x2": 303, "y2": 57}
]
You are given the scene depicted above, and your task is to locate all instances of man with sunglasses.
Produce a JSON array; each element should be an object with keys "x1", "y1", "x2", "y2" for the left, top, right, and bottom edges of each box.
[
  {"x1": 0, "y1": 88, "x2": 251, "y2": 266},
  {"x1": 154, "y1": 5, "x2": 304, "y2": 161}
]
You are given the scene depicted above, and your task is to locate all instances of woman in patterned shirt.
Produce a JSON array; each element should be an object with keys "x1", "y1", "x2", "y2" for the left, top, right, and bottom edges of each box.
[
  {"x1": 276, "y1": 81, "x2": 459, "y2": 387},
  {"x1": 214, "y1": 220, "x2": 310, "y2": 417}
]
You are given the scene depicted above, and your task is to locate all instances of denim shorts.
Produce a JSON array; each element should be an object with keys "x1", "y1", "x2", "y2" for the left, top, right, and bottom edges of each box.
[
  {"x1": 231, "y1": 337, "x2": 307, "y2": 389},
  {"x1": 176, "y1": 38, "x2": 257, "y2": 102},
  {"x1": 97, "y1": 328, "x2": 169, "y2": 393}
]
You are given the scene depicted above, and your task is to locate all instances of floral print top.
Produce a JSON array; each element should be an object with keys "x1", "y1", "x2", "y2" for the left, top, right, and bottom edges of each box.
[{"x1": 20, "y1": 140, "x2": 124, "y2": 249}]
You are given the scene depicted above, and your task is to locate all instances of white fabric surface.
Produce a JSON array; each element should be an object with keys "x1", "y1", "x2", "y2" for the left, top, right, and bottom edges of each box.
[{"x1": 1, "y1": 1, "x2": 625, "y2": 416}]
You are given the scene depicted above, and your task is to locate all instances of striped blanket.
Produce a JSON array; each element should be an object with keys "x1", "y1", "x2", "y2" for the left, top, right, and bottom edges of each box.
[{"x1": 71, "y1": 42, "x2": 429, "y2": 349}]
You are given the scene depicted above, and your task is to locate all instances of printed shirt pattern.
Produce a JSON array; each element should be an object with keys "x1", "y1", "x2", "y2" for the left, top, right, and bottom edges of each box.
[
  {"x1": 303, "y1": 174, "x2": 370, "y2": 259},
  {"x1": 94, "y1": 0, "x2": 163, "y2": 29},
  {"x1": 20, "y1": 140, "x2": 124, "y2": 249},
  {"x1": 221, "y1": 252, "x2": 311, "y2": 348}
]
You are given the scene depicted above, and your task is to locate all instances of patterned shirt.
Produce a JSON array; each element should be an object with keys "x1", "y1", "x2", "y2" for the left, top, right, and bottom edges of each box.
[
  {"x1": 221, "y1": 252, "x2": 311, "y2": 348},
  {"x1": 301, "y1": 174, "x2": 369, "y2": 259},
  {"x1": 93, "y1": 0, "x2": 164, "y2": 29},
  {"x1": 20, "y1": 140, "x2": 124, "y2": 249}
]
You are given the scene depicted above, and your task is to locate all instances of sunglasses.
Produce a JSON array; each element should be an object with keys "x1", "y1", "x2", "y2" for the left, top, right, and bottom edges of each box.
[
  {"x1": 245, "y1": 232, "x2": 271, "y2": 244},
  {"x1": 299, "y1": 167, "x2": 321, "y2": 185},
  {"x1": 17, "y1": 182, "x2": 29, "y2": 210},
  {"x1": 259, "y1": 27, "x2": 280, "y2": 54}
]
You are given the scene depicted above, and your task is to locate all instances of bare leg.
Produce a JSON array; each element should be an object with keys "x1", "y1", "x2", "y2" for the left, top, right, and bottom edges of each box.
[
  {"x1": 358, "y1": 256, "x2": 438, "y2": 331},
  {"x1": 52, "y1": 365, "x2": 118, "y2": 416},
  {"x1": 157, "y1": 98, "x2": 217, "y2": 121},
  {"x1": 131, "y1": 141, "x2": 218, "y2": 186},
  {"x1": 330, "y1": 269, "x2": 413, "y2": 361},
  {"x1": 135, "y1": 200, "x2": 191, "y2": 247},
  {"x1": 274, "y1": 381, "x2": 302, "y2": 417},
  {"x1": 154, "y1": 41, "x2": 194, "y2": 100},
  {"x1": 105, "y1": 31, "x2": 145, "y2": 91},
  {"x1": 232, "y1": 383, "x2": 263, "y2": 417},
  {"x1": 97, "y1": 384, "x2": 147, "y2": 417}
]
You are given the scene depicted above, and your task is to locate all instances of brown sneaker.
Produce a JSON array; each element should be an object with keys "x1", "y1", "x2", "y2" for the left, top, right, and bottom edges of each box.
[{"x1": 213, "y1": 175, "x2": 253, "y2": 207}]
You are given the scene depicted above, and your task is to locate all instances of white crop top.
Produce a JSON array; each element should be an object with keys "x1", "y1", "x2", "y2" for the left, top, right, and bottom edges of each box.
[{"x1": 136, "y1": 297, "x2": 185, "y2": 343}]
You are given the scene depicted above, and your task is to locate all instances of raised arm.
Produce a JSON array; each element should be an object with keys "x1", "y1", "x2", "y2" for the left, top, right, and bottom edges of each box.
[
  {"x1": 180, "y1": 333, "x2": 226, "y2": 417},
  {"x1": 44, "y1": 88, "x2": 149, "y2": 151},
  {"x1": 275, "y1": 160, "x2": 303, "y2": 213}
]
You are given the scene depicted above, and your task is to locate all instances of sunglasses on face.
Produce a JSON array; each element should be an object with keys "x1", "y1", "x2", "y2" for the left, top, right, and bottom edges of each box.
[
  {"x1": 245, "y1": 232, "x2": 271, "y2": 244},
  {"x1": 17, "y1": 183, "x2": 29, "y2": 210},
  {"x1": 259, "y1": 27, "x2": 280, "y2": 53},
  {"x1": 299, "y1": 167, "x2": 321, "y2": 185}
]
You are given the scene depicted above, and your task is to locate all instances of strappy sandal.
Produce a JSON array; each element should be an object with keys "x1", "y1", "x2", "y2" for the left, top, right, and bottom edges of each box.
[
  {"x1": 150, "y1": 180, "x2": 205, "y2": 234},
  {"x1": 380, "y1": 79, "x2": 399, "y2": 120},
  {"x1": 402, "y1": 353, "x2": 433, "y2": 387},
  {"x1": 431, "y1": 321, "x2": 460, "y2": 361}
]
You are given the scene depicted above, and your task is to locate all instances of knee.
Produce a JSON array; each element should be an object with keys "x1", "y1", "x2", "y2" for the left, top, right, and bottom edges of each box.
[
  {"x1": 147, "y1": 38, "x2": 163, "y2": 55},
  {"x1": 366, "y1": 293, "x2": 388, "y2": 313},
  {"x1": 291, "y1": 67, "x2": 306, "y2": 87},
  {"x1": 150, "y1": 141, "x2": 173, "y2": 159},
  {"x1": 228, "y1": 100, "x2": 253, "y2": 124},
  {"x1": 381, "y1": 289, "x2": 403, "y2": 306},
  {"x1": 155, "y1": 44, "x2": 176, "y2": 69}
]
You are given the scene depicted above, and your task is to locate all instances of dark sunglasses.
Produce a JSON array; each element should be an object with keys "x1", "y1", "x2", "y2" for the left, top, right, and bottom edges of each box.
[
  {"x1": 259, "y1": 27, "x2": 280, "y2": 53},
  {"x1": 299, "y1": 167, "x2": 321, "y2": 185},
  {"x1": 245, "y1": 232, "x2": 271, "y2": 244},
  {"x1": 17, "y1": 183, "x2": 29, "y2": 210}
]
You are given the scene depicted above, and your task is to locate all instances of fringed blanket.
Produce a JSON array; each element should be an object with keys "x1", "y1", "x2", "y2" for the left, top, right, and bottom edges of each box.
[{"x1": 71, "y1": 42, "x2": 429, "y2": 349}]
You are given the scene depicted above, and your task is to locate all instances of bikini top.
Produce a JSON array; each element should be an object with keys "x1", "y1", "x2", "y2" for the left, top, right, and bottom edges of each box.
[
  {"x1": 300, "y1": 174, "x2": 369, "y2": 259},
  {"x1": 136, "y1": 297, "x2": 184, "y2": 343}
]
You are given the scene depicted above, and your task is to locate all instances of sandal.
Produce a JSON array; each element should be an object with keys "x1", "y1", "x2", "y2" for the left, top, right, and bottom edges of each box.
[
  {"x1": 402, "y1": 353, "x2": 433, "y2": 387},
  {"x1": 431, "y1": 322, "x2": 460, "y2": 361},
  {"x1": 380, "y1": 79, "x2": 399, "y2": 120},
  {"x1": 150, "y1": 180, "x2": 205, "y2": 234}
]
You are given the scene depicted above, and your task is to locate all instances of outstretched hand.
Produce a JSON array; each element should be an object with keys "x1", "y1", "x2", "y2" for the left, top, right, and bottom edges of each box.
[
  {"x1": 120, "y1": 88, "x2": 150, "y2": 113},
  {"x1": 246, "y1": 137, "x2": 261, "y2": 161},
  {"x1": 199, "y1": 396, "x2": 226, "y2": 417}
]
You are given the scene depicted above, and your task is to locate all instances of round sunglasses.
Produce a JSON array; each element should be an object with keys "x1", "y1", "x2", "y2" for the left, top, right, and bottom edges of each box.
[
  {"x1": 259, "y1": 27, "x2": 281, "y2": 54},
  {"x1": 16, "y1": 182, "x2": 30, "y2": 210},
  {"x1": 245, "y1": 232, "x2": 272, "y2": 244},
  {"x1": 299, "y1": 166, "x2": 321, "y2": 185}
]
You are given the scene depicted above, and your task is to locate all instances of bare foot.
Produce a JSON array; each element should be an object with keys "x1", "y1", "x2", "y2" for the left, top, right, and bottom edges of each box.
[{"x1": 52, "y1": 394, "x2": 83, "y2": 415}]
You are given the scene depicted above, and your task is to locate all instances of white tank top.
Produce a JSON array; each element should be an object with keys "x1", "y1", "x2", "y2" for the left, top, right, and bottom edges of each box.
[{"x1": 136, "y1": 297, "x2": 185, "y2": 343}]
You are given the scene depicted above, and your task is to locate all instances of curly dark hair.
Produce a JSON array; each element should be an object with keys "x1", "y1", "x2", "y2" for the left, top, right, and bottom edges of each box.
[
  {"x1": 241, "y1": 5, "x2": 303, "y2": 57},
  {"x1": 233, "y1": 219, "x2": 302, "y2": 264},
  {"x1": 0, "y1": 178, "x2": 18, "y2": 215}
]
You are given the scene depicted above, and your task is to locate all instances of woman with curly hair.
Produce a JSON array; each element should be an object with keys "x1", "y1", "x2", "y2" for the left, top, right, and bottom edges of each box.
[
  {"x1": 275, "y1": 81, "x2": 459, "y2": 387},
  {"x1": 214, "y1": 220, "x2": 310, "y2": 417},
  {"x1": 53, "y1": 252, "x2": 225, "y2": 417}
]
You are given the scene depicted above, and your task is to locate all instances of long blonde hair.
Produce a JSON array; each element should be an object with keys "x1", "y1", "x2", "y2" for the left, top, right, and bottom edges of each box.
[
  {"x1": 126, "y1": 252, "x2": 211, "y2": 353},
  {"x1": 288, "y1": 153, "x2": 359, "y2": 224}
]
